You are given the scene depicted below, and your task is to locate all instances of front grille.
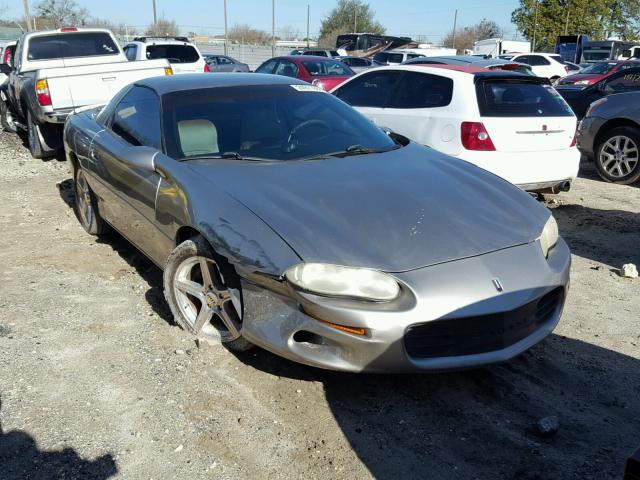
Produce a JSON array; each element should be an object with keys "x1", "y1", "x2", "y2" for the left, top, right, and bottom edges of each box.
[{"x1": 404, "y1": 288, "x2": 564, "y2": 359}]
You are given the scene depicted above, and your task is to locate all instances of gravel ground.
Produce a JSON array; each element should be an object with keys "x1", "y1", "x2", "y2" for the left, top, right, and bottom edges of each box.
[{"x1": 0, "y1": 129, "x2": 638, "y2": 480}]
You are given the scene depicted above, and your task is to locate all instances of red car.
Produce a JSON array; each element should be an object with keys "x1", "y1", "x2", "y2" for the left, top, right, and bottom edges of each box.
[
  {"x1": 255, "y1": 55, "x2": 354, "y2": 91},
  {"x1": 557, "y1": 60, "x2": 640, "y2": 86}
]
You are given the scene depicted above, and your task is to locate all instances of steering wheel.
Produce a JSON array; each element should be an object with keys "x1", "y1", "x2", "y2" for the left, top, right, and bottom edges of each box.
[{"x1": 285, "y1": 119, "x2": 332, "y2": 151}]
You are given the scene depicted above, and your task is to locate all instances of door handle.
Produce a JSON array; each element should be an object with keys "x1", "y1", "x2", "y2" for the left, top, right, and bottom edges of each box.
[{"x1": 90, "y1": 147, "x2": 100, "y2": 161}]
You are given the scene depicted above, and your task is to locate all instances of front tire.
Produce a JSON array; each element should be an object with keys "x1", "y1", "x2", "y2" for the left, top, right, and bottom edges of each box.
[
  {"x1": 595, "y1": 126, "x2": 640, "y2": 184},
  {"x1": 163, "y1": 235, "x2": 253, "y2": 352},
  {"x1": 0, "y1": 99, "x2": 17, "y2": 133},
  {"x1": 27, "y1": 111, "x2": 45, "y2": 159},
  {"x1": 73, "y1": 167, "x2": 107, "y2": 235}
]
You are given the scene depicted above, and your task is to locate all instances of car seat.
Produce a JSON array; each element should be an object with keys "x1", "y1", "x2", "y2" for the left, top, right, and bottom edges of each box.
[{"x1": 178, "y1": 119, "x2": 219, "y2": 157}]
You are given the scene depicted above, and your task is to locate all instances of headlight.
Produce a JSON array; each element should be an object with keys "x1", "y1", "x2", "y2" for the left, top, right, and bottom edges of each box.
[
  {"x1": 284, "y1": 263, "x2": 400, "y2": 302},
  {"x1": 539, "y1": 215, "x2": 559, "y2": 258}
]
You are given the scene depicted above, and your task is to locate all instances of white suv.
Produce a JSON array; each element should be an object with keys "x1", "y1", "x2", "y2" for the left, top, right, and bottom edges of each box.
[
  {"x1": 124, "y1": 36, "x2": 209, "y2": 74},
  {"x1": 503, "y1": 53, "x2": 568, "y2": 80},
  {"x1": 332, "y1": 65, "x2": 580, "y2": 192}
]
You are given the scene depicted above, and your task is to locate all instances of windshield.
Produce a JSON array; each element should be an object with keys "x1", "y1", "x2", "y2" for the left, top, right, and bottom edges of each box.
[
  {"x1": 162, "y1": 85, "x2": 396, "y2": 161},
  {"x1": 582, "y1": 49, "x2": 612, "y2": 62},
  {"x1": 301, "y1": 60, "x2": 352, "y2": 76},
  {"x1": 27, "y1": 32, "x2": 119, "y2": 60},
  {"x1": 476, "y1": 80, "x2": 574, "y2": 117},
  {"x1": 146, "y1": 44, "x2": 199, "y2": 63},
  {"x1": 580, "y1": 62, "x2": 616, "y2": 74}
]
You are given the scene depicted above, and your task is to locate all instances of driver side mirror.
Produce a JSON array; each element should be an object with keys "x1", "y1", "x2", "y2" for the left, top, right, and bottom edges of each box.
[
  {"x1": 0, "y1": 63, "x2": 11, "y2": 75},
  {"x1": 127, "y1": 146, "x2": 158, "y2": 172}
]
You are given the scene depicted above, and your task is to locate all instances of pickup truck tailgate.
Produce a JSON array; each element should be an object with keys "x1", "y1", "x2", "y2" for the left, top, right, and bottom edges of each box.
[{"x1": 40, "y1": 59, "x2": 169, "y2": 111}]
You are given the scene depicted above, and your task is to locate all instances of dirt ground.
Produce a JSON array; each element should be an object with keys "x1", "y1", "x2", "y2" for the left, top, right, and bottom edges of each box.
[{"x1": 0, "y1": 128, "x2": 638, "y2": 480}]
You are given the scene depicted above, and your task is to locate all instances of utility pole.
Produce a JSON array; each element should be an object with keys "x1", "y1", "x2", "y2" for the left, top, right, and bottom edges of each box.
[
  {"x1": 452, "y1": 9, "x2": 458, "y2": 50},
  {"x1": 306, "y1": 4, "x2": 310, "y2": 48},
  {"x1": 354, "y1": 6, "x2": 357, "y2": 32},
  {"x1": 564, "y1": 7, "x2": 570, "y2": 35},
  {"x1": 224, "y1": 0, "x2": 228, "y2": 55},
  {"x1": 152, "y1": 0, "x2": 157, "y2": 26},
  {"x1": 272, "y1": 0, "x2": 275, "y2": 57},
  {"x1": 22, "y1": 0, "x2": 32, "y2": 32},
  {"x1": 532, "y1": 0, "x2": 539, "y2": 52}
]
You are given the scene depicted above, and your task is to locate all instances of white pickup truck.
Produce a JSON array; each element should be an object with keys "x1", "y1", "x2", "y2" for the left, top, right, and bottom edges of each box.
[{"x1": 0, "y1": 28, "x2": 172, "y2": 158}]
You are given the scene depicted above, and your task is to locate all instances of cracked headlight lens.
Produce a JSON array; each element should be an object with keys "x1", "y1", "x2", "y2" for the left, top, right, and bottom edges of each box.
[{"x1": 284, "y1": 263, "x2": 400, "y2": 302}]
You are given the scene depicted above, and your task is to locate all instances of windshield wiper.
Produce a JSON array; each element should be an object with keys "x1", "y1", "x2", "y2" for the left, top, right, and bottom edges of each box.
[
  {"x1": 179, "y1": 152, "x2": 265, "y2": 162},
  {"x1": 329, "y1": 144, "x2": 400, "y2": 158}
]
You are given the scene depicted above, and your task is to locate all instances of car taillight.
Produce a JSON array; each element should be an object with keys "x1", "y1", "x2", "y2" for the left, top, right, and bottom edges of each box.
[
  {"x1": 570, "y1": 131, "x2": 577, "y2": 147},
  {"x1": 2, "y1": 48, "x2": 10, "y2": 64},
  {"x1": 204, "y1": 63, "x2": 210, "y2": 72},
  {"x1": 164, "y1": 67, "x2": 173, "y2": 76},
  {"x1": 59, "y1": 27, "x2": 78, "y2": 32},
  {"x1": 461, "y1": 122, "x2": 495, "y2": 151},
  {"x1": 35, "y1": 79, "x2": 52, "y2": 106},
  {"x1": 564, "y1": 65, "x2": 569, "y2": 74}
]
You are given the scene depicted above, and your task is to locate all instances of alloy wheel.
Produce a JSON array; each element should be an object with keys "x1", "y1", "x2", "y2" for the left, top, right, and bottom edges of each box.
[
  {"x1": 599, "y1": 135, "x2": 639, "y2": 178},
  {"x1": 75, "y1": 170, "x2": 94, "y2": 227},
  {"x1": 172, "y1": 256, "x2": 242, "y2": 341}
]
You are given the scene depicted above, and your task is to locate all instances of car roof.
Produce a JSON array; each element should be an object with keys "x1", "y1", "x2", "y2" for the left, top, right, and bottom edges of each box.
[
  {"x1": 275, "y1": 55, "x2": 339, "y2": 62},
  {"x1": 136, "y1": 72, "x2": 307, "y2": 95},
  {"x1": 362, "y1": 64, "x2": 534, "y2": 80},
  {"x1": 410, "y1": 64, "x2": 490, "y2": 74}
]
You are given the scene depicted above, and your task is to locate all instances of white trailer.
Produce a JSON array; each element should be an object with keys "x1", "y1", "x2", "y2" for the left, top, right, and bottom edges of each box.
[{"x1": 473, "y1": 38, "x2": 531, "y2": 58}]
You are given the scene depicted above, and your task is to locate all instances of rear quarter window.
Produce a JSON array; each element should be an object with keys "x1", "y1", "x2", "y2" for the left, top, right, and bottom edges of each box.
[
  {"x1": 476, "y1": 80, "x2": 574, "y2": 117},
  {"x1": 389, "y1": 72, "x2": 454, "y2": 108},
  {"x1": 146, "y1": 44, "x2": 199, "y2": 63}
]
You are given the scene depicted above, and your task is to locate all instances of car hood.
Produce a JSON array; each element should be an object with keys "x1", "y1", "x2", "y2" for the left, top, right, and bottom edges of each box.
[{"x1": 187, "y1": 143, "x2": 550, "y2": 272}]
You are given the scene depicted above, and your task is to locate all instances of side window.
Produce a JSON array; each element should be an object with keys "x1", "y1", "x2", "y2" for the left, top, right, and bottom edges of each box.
[
  {"x1": 389, "y1": 72, "x2": 454, "y2": 108},
  {"x1": 256, "y1": 59, "x2": 278, "y2": 74},
  {"x1": 334, "y1": 71, "x2": 402, "y2": 107},
  {"x1": 274, "y1": 60, "x2": 298, "y2": 77},
  {"x1": 531, "y1": 56, "x2": 550, "y2": 66},
  {"x1": 604, "y1": 72, "x2": 640, "y2": 93},
  {"x1": 218, "y1": 56, "x2": 233, "y2": 65},
  {"x1": 353, "y1": 58, "x2": 367, "y2": 67},
  {"x1": 110, "y1": 86, "x2": 162, "y2": 149},
  {"x1": 514, "y1": 55, "x2": 531, "y2": 65}
]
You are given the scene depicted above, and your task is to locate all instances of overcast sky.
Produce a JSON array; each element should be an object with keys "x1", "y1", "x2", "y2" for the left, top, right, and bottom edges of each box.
[{"x1": 7, "y1": 0, "x2": 522, "y2": 42}]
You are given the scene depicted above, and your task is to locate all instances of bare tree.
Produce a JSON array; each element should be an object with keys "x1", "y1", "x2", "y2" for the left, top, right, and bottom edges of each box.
[
  {"x1": 145, "y1": 18, "x2": 180, "y2": 37},
  {"x1": 443, "y1": 19, "x2": 503, "y2": 54},
  {"x1": 279, "y1": 25, "x2": 300, "y2": 41},
  {"x1": 227, "y1": 23, "x2": 270, "y2": 45},
  {"x1": 35, "y1": 0, "x2": 89, "y2": 28}
]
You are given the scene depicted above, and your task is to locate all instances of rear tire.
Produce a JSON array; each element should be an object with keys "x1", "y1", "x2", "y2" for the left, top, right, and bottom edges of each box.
[
  {"x1": 27, "y1": 111, "x2": 57, "y2": 159},
  {"x1": 164, "y1": 235, "x2": 253, "y2": 352},
  {"x1": 0, "y1": 99, "x2": 17, "y2": 133},
  {"x1": 595, "y1": 126, "x2": 640, "y2": 185},
  {"x1": 73, "y1": 167, "x2": 107, "y2": 235}
]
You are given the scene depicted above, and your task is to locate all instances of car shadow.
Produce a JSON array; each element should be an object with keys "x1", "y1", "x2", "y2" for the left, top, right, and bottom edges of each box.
[
  {"x1": 0, "y1": 398, "x2": 118, "y2": 480},
  {"x1": 233, "y1": 334, "x2": 639, "y2": 479},
  {"x1": 56, "y1": 179, "x2": 174, "y2": 324},
  {"x1": 552, "y1": 202, "x2": 640, "y2": 267},
  {"x1": 16, "y1": 130, "x2": 66, "y2": 162}
]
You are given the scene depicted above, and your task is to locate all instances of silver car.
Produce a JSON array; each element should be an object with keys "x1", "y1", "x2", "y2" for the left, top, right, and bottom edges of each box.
[
  {"x1": 64, "y1": 73, "x2": 570, "y2": 373},
  {"x1": 203, "y1": 54, "x2": 250, "y2": 72}
]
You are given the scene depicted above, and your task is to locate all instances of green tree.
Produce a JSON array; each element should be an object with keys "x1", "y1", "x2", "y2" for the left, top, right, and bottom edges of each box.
[
  {"x1": 319, "y1": 0, "x2": 385, "y2": 48},
  {"x1": 443, "y1": 19, "x2": 503, "y2": 53},
  {"x1": 512, "y1": 0, "x2": 640, "y2": 52}
]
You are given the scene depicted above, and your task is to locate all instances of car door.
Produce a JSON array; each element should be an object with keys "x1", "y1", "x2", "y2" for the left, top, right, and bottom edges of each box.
[
  {"x1": 87, "y1": 85, "x2": 167, "y2": 261},
  {"x1": 216, "y1": 56, "x2": 235, "y2": 72},
  {"x1": 333, "y1": 70, "x2": 403, "y2": 127}
]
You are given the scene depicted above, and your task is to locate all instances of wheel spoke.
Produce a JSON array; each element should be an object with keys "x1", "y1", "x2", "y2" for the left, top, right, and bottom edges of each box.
[
  {"x1": 199, "y1": 258, "x2": 213, "y2": 289},
  {"x1": 217, "y1": 302, "x2": 240, "y2": 338},
  {"x1": 193, "y1": 304, "x2": 214, "y2": 333},
  {"x1": 176, "y1": 279, "x2": 205, "y2": 299}
]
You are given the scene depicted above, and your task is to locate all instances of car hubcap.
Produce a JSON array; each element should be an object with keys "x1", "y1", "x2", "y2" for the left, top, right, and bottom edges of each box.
[
  {"x1": 173, "y1": 256, "x2": 242, "y2": 342},
  {"x1": 600, "y1": 135, "x2": 639, "y2": 178},
  {"x1": 75, "y1": 171, "x2": 93, "y2": 226}
]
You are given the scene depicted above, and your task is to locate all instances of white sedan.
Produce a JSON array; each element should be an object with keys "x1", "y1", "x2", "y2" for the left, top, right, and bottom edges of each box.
[{"x1": 332, "y1": 65, "x2": 580, "y2": 193}]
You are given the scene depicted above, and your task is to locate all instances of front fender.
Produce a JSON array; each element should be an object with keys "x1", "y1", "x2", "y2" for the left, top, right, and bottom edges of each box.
[{"x1": 154, "y1": 156, "x2": 301, "y2": 277}]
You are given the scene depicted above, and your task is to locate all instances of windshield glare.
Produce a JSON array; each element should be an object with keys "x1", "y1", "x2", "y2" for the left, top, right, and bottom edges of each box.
[
  {"x1": 162, "y1": 85, "x2": 396, "y2": 161},
  {"x1": 580, "y1": 62, "x2": 616, "y2": 74}
]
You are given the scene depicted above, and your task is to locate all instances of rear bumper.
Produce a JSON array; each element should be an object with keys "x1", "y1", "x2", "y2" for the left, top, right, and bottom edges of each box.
[{"x1": 457, "y1": 148, "x2": 580, "y2": 190}]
